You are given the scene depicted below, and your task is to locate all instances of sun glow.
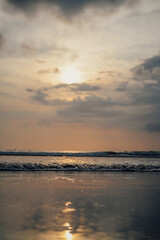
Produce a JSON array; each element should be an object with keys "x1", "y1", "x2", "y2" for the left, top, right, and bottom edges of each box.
[{"x1": 61, "y1": 67, "x2": 82, "y2": 84}]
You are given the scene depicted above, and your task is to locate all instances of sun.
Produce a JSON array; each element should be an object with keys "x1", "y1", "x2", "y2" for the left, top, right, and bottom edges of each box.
[{"x1": 61, "y1": 67, "x2": 82, "y2": 84}]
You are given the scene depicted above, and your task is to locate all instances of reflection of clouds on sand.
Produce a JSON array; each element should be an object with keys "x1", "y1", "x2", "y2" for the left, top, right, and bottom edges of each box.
[
  {"x1": 0, "y1": 172, "x2": 160, "y2": 240},
  {"x1": 54, "y1": 176, "x2": 76, "y2": 183}
]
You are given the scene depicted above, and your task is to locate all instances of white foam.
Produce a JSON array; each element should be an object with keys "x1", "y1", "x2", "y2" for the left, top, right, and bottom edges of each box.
[{"x1": 0, "y1": 162, "x2": 160, "y2": 172}]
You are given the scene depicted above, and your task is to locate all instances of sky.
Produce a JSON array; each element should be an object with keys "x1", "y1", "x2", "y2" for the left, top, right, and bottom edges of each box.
[{"x1": 0, "y1": 0, "x2": 160, "y2": 151}]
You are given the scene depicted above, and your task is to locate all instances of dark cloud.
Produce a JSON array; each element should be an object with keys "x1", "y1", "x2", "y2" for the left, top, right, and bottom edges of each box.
[
  {"x1": 130, "y1": 52, "x2": 160, "y2": 131},
  {"x1": 142, "y1": 54, "x2": 160, "y2": 70},
  {"x1": 5, "y1": 0, "x2": 139, "y2": 16},
  {"x1": 131, "y1": 53, "x2": 160, "y2": 105},
  {"x1": 132, "y1": 87, "x2": 160, "y2": 106},
  {"x1": 71, "y1": 83, "x2": 101, "y2": 92},
  {"x1": 26, "y1": 86, "x2": 127, "y2": 125},
  {"x1": 132, "y1": 87, "x2": 160, "y2": 132},
  {"x1": 0, "y1": 33, "x2": 5, "y2": 50},
  {"x1": 26, "y1": 88, "x2": 34, "y2": 92},
  {"x1": 31, "y1": 90, "x2": 48, "y2": 105},
  {"x1": 54, "y1": 83, "x2": 101, "y2": 92},
  {"x1": 29, "y1": 89, "x2": 69, "y2": 106},
  {"x1": 146, "y1": 122, "x2": 160, "y2": 132},
  {"x1": 132, "y1": 53, "x2": 160, "y2": 81},
  {"x1": 57, "y1": 95, "x2": 123, "y2": 120},
  {"x1": 27, "y1": 83, "x2": 101, "y2": 94}
]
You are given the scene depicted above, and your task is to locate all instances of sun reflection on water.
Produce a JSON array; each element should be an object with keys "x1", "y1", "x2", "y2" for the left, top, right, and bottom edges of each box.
[
  {"x1": 65, "y1": 202, "x2": 72, "y2": 206},
  {"x1": 63, "y1": 222, "x2": 72, "y2": 230},
  {"x1": 63, "y1": 201, "x2": 75, "y2": 213},
  {"x1": 63, "y1": 223, "x2": 73, "y2": 240},
  {"x1": 65, "y1": 230, "x2": 73, "y2": 240},
  {"x1": 63, "y1": 202, "x2": 74, "y2": 239},
  {"x1": 62, "y1": 208, "x2": 75, "y2": 213}
]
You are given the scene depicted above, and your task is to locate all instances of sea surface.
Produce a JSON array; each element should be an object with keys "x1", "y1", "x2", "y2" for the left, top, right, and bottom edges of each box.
[
  {"x1": 0, "y1": 151, "x2": 160, "y2": 240},
  {"x1": 0, "y1": 151, "x2": 160, "y2": 172}
]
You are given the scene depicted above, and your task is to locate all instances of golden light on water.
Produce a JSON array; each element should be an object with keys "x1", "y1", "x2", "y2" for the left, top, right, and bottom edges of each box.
[
  {"x1": 65, "y1": 202, "x2": 72, "y2": 206},
  {"x1": 63, "y1": 203, "x2": 74, "y2": 240},
  {"x1": 62, "y1": 208, "x2": 75, "y2": 213},
  {"x1": 65, "y1": 230, "x2": 73, "y2": 240},
  {"x1": 61, "y1": 67, "x2": 82, "y2": 84},
  {"x1": 63, "y1": 202, "x2": 75, "y2": 213},
  {"x1": 63, "y1": 222, "x2": 73, "y2": 240},
  {"x1": 63, "y1": 223, "x2": 70, "y2": 227},
  {"x1": 63, "y1": 222, "x2": 72, "y2": 230}
]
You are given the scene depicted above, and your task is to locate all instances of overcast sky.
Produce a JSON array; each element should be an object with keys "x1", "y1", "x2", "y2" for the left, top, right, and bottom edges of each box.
[{"x1": 0, "y1": 0, "x2": 160, "y2": 151}]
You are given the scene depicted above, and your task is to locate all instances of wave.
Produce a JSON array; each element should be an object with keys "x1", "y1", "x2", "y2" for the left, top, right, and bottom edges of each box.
[
  {"x1": 0, "y1": 163, "x2": 160, "y2": 172},
  {"x1": 0, "y1": 151, "x2": 160, "y2": 158}
]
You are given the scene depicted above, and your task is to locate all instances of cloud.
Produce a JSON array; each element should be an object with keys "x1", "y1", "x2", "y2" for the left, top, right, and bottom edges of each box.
[
  {"x1": 21, "y1": 43, "x2": 36, "y2": 54},
  {"x1": 98, "y1": 70, "x2": 116, "y2": 76},
  {"x1": 26, "y1": 88, "x2": 34, "y2": 92},
  {"x1": 31, "y1": 91, "x2": 124, "y2": 122},
  {"x1": 57, "y1": 95, "x2": 123, "y2": 120},
  {"x1": 52, "y1": 83, "x2": 101, "y2": 92},
  {"x1": 27, "y1": 83, "x2": 101, "y2": 95},
  {"x1": 5, "y1": 0, "x2": 139, "y2": 16},
  {"x1": 36, "y1": 59, "x2": 47, "y2": 64},
  {"x1": 132, "y1": 53, "x2": 160, "y2": 81},
  {"x1": 37, "y1": 68, "x2": 59, "y2": 74},
  {"x1": 26, "y1": 86, "x2": 127, "y2": 125},
  {"x1": 37, "y1": 69, "x2": 51, "y2": 74},
  {"x1": 129, "y1": 52, "x2": 160, "y2": 131},
  {"x1": 142, "y1": 54, "x2": 160, "y2": 70},
  {"x1": 53, "y1": 68, "x2": 59, "y2": 73},
  {"x1": 72, "y1": 83, "x2": 101, "y2": 92},
  {"x1": 116, "y1": 81, "x2": 128, "y2": 91},
  {"x1": 131, "y1": 53, "x2": 160, "y2": 106},
  {"x1": 146, "y1": 122, "x2": 160, "y2": 132},
  {"x1": 25, "y1": 52, "x2": 160, "y2": 131},
  {"x1": 0, "y1": 33, "x2": 5, "y2": 50},
  {"x1": 28, "y1": 89, "x2": 68, "y2": 106}
]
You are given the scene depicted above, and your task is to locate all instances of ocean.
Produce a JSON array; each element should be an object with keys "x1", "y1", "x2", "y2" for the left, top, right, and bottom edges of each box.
[
  {"x1": 0, "y1": 151, "x2": 160, "y2": 240},
  {"x1": 0, "y1": 151, "x2": 160, "y2": 172}
]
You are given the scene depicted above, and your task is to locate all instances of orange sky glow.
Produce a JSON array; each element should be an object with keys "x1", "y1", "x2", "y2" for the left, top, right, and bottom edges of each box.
[{"x1": 0, "y1": 0, "x2": 160, "y2": 151}]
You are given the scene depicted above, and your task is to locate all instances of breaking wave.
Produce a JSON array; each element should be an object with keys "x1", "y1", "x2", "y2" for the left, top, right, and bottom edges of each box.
[
  {"x1": 0, "y1": 151, "x2": 160, "y2": 158},
  {"x1": 0, "y1": 162, "x2": 160, "y2": 172}
]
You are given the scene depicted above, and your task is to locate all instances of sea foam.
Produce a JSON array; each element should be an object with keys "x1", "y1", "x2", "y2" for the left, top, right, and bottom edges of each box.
[{"x1": 0, "y1": 162, "x2": 160, "y2": 172}]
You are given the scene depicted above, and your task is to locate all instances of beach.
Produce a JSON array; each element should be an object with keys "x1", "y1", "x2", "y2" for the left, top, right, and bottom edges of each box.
[{"x1": 0, "y1": 171, "x2": 160, "y2": 240}]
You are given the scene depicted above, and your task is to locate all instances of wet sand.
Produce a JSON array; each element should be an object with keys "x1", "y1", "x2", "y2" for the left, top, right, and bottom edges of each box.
[{"x1": 0, "y1": 172, "x2": 160, "y2": 240}]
